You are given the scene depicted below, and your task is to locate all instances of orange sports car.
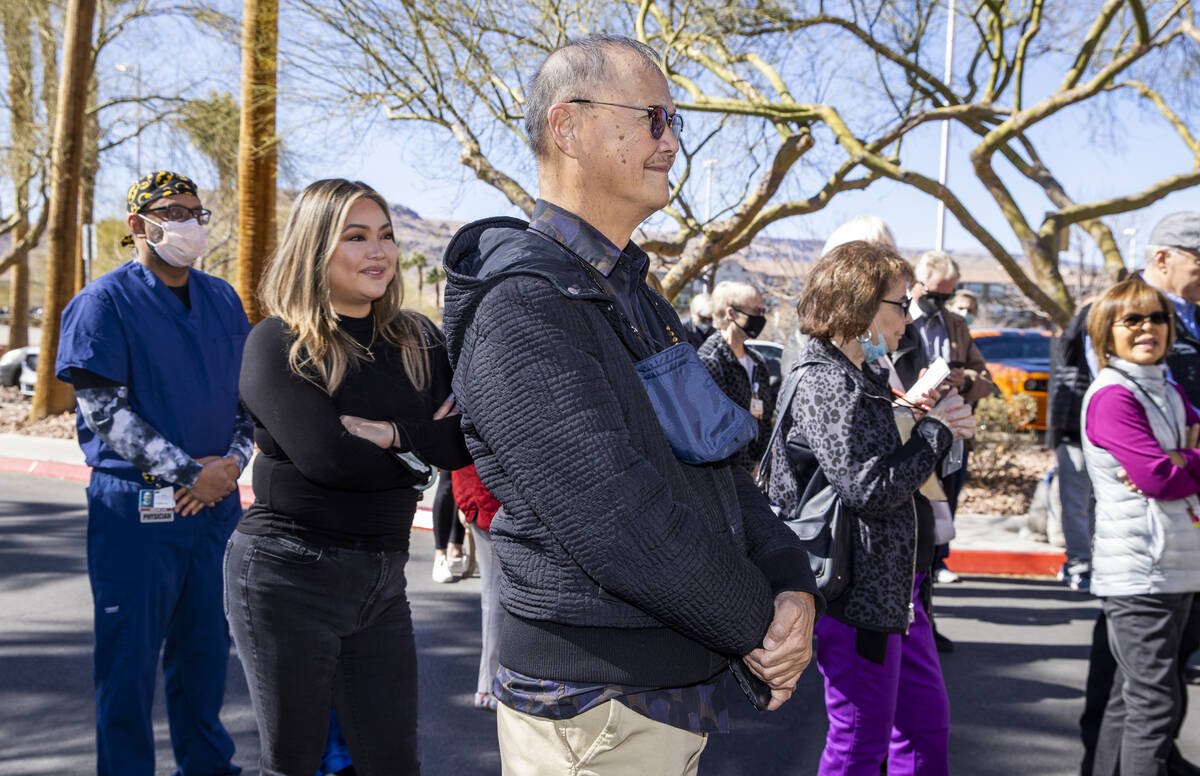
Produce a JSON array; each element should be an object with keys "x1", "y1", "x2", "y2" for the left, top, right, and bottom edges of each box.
[{"x1": 970, "y1": 328, "x2": 1052, "y2": 430}]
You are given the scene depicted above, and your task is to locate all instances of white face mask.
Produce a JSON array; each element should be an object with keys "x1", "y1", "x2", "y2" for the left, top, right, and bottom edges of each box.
[{"x1": 139, "y1": 215, "x2": 207, "y2": 267}]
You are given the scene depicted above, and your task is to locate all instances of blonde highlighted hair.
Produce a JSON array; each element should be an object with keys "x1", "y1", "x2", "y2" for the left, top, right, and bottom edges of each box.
[{"x1": 259, "y1": 178, "x2": 430, "y2": 394}]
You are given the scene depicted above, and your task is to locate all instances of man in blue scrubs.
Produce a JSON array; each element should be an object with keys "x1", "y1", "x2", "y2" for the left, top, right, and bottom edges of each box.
[{"x1": 55, "y1": 171, "x2": 252, "y2": 776}]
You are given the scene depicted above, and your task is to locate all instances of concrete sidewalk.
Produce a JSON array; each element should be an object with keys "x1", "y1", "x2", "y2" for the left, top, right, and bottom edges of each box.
[
  {"x1": 0, "y1": 432, "x2": 438, "y2": 531},
  {"x1": 0, "y1": 432, "x2": 1063, "y2": 573}
]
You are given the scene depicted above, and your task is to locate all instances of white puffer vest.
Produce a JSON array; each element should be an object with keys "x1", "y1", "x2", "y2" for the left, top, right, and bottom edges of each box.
[{"x1": 1081, "y1": 358, "x2": 1200, "y2": 596}]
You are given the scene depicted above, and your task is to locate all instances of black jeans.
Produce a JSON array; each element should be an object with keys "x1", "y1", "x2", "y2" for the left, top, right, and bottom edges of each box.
[
  {"x1": 1093, "y1": 593, "x2": 1194, "y2": 776},
  {"x1": 224, "y1": 530, "x2": 420, "y2": 775}
]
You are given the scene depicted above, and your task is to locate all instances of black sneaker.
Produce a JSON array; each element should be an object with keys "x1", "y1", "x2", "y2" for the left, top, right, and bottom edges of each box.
[{"x1": 1069, "y1": 572, "x2": 1091, "y2": 594}]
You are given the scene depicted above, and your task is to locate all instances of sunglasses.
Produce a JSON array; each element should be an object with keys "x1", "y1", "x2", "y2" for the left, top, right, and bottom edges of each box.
[
  {"x1": 1113, "y1": 311, "x2": 1170, "y2": 329},
  {"x1": 879, "y1": 295, "x2": 911, "y2": 311},
  {"x1": 569, "y1": 99, "x2": 684, "y2": 139}
]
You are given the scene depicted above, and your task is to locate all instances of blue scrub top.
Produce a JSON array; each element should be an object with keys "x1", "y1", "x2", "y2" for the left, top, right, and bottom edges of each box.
[{"x1": 55, "y1": 260, "x2": 251, "y2": 476}]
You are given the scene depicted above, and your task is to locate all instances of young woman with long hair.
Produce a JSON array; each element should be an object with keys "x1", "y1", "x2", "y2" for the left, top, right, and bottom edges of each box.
[{"x1": 228, "y1": 178, "x2": 470, "y2": 773}]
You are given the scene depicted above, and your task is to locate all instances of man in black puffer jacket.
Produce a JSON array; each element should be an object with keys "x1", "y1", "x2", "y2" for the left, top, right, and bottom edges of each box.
[{"x1": 440, "y1": 34, "x2": 821, "y2": 775}]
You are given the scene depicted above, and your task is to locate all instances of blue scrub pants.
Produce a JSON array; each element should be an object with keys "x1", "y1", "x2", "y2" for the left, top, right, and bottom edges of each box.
[{"x1": 86, "y1": 471, "x2": 241, "y2": 776}]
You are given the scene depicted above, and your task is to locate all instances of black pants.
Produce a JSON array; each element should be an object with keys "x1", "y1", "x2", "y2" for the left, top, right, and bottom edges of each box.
[
  {"x1": 1086, "y1": 594, "x2": 1194, "y2": 776},
  {"x1": 432, "y1": 470, "x2": 463, "y2": 551},
  {"x1": 224, "y1": 530, "x2": 420, "y2": 775}
]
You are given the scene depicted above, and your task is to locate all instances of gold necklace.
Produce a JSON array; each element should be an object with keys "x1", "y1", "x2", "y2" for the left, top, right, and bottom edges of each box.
[{"x1": 349, "y1": 327, "x2": 377, "y2": 361}]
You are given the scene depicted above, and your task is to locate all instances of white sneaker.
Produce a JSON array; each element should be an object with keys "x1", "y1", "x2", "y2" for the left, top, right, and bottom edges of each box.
[
  {"x1": 431, "y1": 555, "x2": 455, "y2": 583},
  {"x1": 447, "y1": 553, "x2": 469, "y2": 578},
  {"x1": 935, "y1": 567, "x2": 961, "y2": 584}
]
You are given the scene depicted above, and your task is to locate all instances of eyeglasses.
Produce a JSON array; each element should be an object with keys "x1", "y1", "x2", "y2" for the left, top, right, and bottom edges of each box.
[
  {"x1": 880, "y1": 295, "x2": 911, "y2": 311},
  {"x1": 1113, "y1": 311, "x2": 1170, "y2": 329},
  {"x1": 731, "y1": 306, "x2": 765, "y2": 317},
  {"x1": 140, "y1": 205, "x2": 212, "y2": 225},
  {"x1": 568, "y1": 99, "x2": 684, "y2": 139}
]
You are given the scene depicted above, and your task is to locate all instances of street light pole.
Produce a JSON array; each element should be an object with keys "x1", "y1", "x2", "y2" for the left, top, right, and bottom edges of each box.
[
  {"x1": 114, "y1": 63, "x2": 141, "y2": 174},
  {"x1": 934, "y1": 0, "x2": 957, "y2": 252},
  {"x1": 1123, "y1": 227, "x2": 1137, "y2": 264}
]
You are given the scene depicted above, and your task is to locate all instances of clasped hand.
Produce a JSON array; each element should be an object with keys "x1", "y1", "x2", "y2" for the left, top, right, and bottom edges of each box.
[
  {"x1": 175, "y1": 455, "x2": 240, "y2": 516},
  {"x1": 742, "y1": 590, "x2": 817, "y2": 711}
]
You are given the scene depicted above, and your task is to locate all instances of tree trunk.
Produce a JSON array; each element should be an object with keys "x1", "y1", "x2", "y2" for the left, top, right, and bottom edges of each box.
[
  {"x1": 9, "y1": 257, "x2": 30, "y2": 350},
  {"x1": 77, "y1": 69, "x2": 100, "y2": 292},
  {"x1": 35, "y1": 0, "x2": 57, "y2": 129},
  {"x1": 4, "y1": 2, "x2": 35, "y2": 350},
  {"x1": 235, "y1": 0, "x2": 278, "y2": 324},
  {"x1": 31, "y1": 0, "x2": 95, "y2": 419}
]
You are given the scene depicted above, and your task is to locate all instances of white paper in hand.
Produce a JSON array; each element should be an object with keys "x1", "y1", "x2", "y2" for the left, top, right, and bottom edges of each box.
[{"x1": 904, "y1": 357, "x2": 951, "y2": 405}]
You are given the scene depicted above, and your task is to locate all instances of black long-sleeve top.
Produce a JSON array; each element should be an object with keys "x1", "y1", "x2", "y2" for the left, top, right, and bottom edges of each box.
[{"x1": 237, "y1": 312, "x2": 470, "y2": 551}]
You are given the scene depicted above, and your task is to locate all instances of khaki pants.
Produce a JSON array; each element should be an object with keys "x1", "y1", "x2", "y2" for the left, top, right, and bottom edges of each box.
[{"x1": 497, "y1": 699, "x2": 707, "y2": 776}]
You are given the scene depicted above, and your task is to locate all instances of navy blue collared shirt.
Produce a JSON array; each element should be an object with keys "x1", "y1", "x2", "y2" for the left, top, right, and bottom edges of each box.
[{"x1": 528, "y1": 199, "x2": 678, "y2": 351}]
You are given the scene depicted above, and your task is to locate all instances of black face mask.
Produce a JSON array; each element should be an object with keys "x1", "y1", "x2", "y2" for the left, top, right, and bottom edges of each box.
[
  {"x1": 732, "y1": 308, "x2": 767, "y2": 339},
  {"x1": 917, "y1": 291, "x2": 952, "y2": 317}
]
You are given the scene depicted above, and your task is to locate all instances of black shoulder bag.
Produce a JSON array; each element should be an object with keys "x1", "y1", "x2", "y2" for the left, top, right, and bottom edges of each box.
[{"x1": 756, "y1": 365, "x2": 852, "y2": 601}]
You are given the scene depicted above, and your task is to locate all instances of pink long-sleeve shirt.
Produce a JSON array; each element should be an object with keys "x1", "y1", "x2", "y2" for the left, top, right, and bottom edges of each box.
[{"x1": 1085, "y1": 382, "x2": 1200, "y2": 500}]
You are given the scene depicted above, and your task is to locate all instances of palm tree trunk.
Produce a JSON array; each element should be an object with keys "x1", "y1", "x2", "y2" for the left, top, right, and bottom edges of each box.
[{"x1": 235, "y1": 0, "x2": 278, "y2": 324}]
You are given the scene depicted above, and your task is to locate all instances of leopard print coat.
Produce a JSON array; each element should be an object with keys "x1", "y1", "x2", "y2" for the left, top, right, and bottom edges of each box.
[{"x1": 768, "y1": 338, "x2": 952, "y2": 632}]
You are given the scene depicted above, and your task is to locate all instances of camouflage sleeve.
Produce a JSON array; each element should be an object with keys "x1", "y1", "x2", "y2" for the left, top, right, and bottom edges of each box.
[
  {"x1": 75, "y1": 386, "x2": 205, "y2": 488},
  {"x1": 224, "y1": 401, "x2": 254, "y2": 473}
]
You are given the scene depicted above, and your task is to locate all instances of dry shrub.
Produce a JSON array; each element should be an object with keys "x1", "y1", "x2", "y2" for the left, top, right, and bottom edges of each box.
[{"x1": 959, "y1": 393, "x2": 1049, "y2": 515}]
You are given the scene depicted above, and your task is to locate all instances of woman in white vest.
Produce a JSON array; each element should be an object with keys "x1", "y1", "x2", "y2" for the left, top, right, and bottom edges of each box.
[{"x1": 1081, "y1": 276, "x2": 1200, "y2": 775}]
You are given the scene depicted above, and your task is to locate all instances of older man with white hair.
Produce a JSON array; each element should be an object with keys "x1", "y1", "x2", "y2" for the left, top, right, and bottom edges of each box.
[{"x1": 440, "y1": 34, "x2": 821, "y2": 775}]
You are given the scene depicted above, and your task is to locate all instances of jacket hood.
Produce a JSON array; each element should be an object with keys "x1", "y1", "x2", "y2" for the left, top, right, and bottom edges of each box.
[{"x1": 441, "y1": 216, "x2": 614, "y2": 368}]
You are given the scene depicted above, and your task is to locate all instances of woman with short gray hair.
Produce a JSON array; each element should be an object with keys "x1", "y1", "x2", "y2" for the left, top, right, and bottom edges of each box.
[{"x1": 698, "y1": 281, "x2": 775, "y2": 472}]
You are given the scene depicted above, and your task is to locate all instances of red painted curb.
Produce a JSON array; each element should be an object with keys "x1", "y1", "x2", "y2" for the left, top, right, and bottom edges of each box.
[
  {"x1": 0, "y1": 456, "x2": 91, "y2": 483},
  {"x1": 946, "y1": 548, "x2": 1065, "y2": 577}
]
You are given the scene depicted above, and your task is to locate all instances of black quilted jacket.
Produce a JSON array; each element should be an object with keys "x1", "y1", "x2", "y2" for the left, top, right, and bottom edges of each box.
[
  {"x1": 441, "y1": 216, "x2": 820, "y2": 686},
  {"x1": 697, "y1": 332, "x2": 777, "y2": 472},
  {"x1": 768, "y1": 338, "x2": 951, "y2": 633}
]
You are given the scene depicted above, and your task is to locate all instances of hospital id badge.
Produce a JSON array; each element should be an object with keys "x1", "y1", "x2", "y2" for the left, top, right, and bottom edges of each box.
[
  {"x1": 750, "y1": 397, "x2": 764, "y2": 419},
  {"x1": 138, "y1": 488, "x2": 175, "y2": 523}
]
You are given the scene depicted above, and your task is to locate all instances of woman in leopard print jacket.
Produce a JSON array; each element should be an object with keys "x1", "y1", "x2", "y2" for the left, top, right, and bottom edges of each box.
[{"x1": 768, "y1": 241, "x2": 974, "y2": 776}]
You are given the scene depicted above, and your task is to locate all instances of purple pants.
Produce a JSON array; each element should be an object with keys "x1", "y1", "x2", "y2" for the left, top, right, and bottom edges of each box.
[{"x1": 815, "y1": 573, "x2": 950, "y2": 776}]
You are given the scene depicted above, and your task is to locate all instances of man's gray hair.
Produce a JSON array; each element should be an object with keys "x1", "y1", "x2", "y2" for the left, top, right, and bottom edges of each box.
[
  {"x1": 688, "y1": 291, "x2": 711, "y2": 318},
  {"x1": 915, "y1": 250, "x2": 961, "y2": 285},
  {"x1": 525, "y1": 34, "x2": 662, "y2": 159},
  {"x1": 1145, "y1": 244, "x2": 1171, "y2": 267}
]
